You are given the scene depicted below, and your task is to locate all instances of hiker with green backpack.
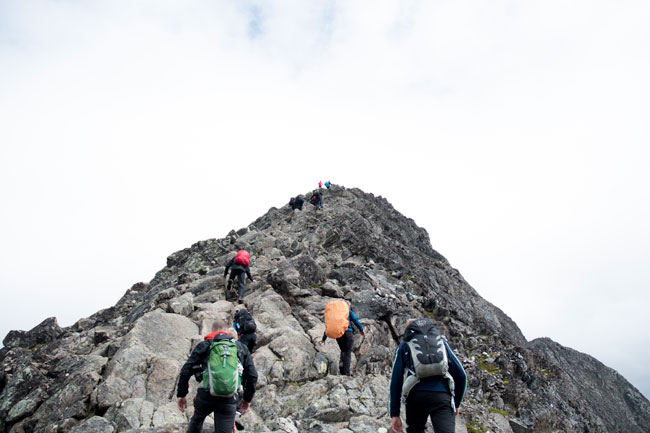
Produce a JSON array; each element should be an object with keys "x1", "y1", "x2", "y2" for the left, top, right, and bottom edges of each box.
[
  {"x1": 388, "y1": 317, "x2": 467, "y2": 433},
  {"x1": 177, "y1": 318, "x2": 258, "y2": 433}
]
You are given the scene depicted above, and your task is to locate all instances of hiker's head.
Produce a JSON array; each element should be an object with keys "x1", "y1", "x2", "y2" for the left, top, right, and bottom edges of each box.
[{"x1": 211, "y1": 318, "x2": 229, "y2": 332}]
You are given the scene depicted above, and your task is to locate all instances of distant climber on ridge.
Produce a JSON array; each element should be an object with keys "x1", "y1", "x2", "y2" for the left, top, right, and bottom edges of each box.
[
  {"x1": 319, "y1": 300, "x2": 364, "y2": 376},
  {"x1": 318, "y1": 180, "x2": 323, "y2": 189},
  {"x1": 224, "y1": 250, "x2": 254, "y2": 304},
  {"x1": 309, "y1": 189, "x2": 323, "y2": 210},
  {"x1": 176, "y1": 318, "x2": 258, "y2": 433},
  {"x1": 234, "y1": 308, "x2": 257, "y2": 354},
  {"x1": 324, "y1": 180, "x2": 331, "y2": 189},
  {"x1": 388, "y1": 317, "x2": 467, "y2": 433},
  {"x1": 289, "y1": 195, "x2": 304, "y2": 210}
]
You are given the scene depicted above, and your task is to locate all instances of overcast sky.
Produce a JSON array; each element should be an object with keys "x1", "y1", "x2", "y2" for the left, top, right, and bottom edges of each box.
[{"x1": 1, "y1": 0, "x2": 649, "y2": 398}]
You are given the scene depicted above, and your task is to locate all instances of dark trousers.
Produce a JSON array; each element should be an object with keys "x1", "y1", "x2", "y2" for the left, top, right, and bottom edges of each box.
[
  {"x1": 405, "y1": 390, "x2": 455, "y2": 433},
  {"x1": 228, "y1": 270, "x2": 247, "y2": 298},
  {"x1": 187, "y1": 389, "x2": 237, "y2": 433},
  {"x1": 336, "y1": 330, "x2": 354, "y2": 376},
  {"x1": 239, "y1": 332, "x2": 257, "y2": 353}
]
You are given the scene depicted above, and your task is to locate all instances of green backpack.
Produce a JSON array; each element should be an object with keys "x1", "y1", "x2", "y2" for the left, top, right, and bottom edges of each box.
[{"x1": 203, "y1": 339, "x2": 241, "y2": 397}]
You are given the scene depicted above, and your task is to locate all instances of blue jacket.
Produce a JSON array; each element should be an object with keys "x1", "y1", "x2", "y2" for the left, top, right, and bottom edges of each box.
[
  {"x1": 321, "y1": 311, "x2": 363, "y2": 341},
  {"x1": 389, "y1": 339, "x2": 466, "y2": 417}
]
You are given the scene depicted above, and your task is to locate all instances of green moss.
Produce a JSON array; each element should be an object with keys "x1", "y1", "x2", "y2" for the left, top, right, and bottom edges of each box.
[
  {"x1": 502, "y1": 379, "x2": 510, "y2": 385},
  {"x1": 30, "y1": 344, "x2": 43, "y2": 352},
  {"x1": 406, "y1": 274, "x2": 413, "y2": 281},
  {"x1": 466, "y1": 421, "x2": 487, "y2": 433},
  {"x1": 474, "y1": 353, "x2": 501, "y2": 375},
  {"x1": 424, "y1": 311, "x2": 435, "y2": 319},
  {"x1": 488, "y1": 407, "x2": 509, "y2": 416},
  {"x1": 540, "y1": 368, "x2": 554, "y2": 377},
  {"x1": 308, "y1": 284, "x2": 321, "y2": 289}
]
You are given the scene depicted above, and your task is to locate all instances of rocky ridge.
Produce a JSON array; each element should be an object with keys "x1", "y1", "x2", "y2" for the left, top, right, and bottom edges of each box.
[{"x1": 1, "y1": 185, "x2": 649, "y2": 433}]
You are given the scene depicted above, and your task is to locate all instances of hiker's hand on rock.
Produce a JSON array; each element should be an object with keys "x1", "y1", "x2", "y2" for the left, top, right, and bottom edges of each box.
[
  {"x1": 177, "y1": 397, "x2": 187, "y2": 413},
  {"x1": 391, "y1": 416, "x2": 403, "y2": 433},
  {"x1": 319, "y1": 339, "x2": 325, "y2": 345},
  {"x1": 455, "y1": 408, "x2": 460, "y2": 416},
  {"x1": 239, "y1": 400, "x2": 250, "y2": 413}
]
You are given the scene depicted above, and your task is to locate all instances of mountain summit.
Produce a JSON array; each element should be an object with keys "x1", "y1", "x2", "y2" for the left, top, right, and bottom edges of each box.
[{"x1": 2, "y1": 185, "x2": 649, "y2": 433}]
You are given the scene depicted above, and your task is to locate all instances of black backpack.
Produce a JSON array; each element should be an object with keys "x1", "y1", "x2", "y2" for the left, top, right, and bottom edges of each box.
[{"x1": 235, "y1": 309, "x2": 257, "y2": 334}]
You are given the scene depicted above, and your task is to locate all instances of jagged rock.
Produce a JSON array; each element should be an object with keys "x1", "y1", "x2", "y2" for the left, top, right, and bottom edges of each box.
[
  {"x1": 105, "y1": 397, "x2": 155, "y2": 431},
  {"x1": 151, "y1": 402, "x2": 186, "y2": 427},
  {"x1": 2, "y1": 186, "x2": 649, "y2": 433},
  {"x1": 92, "y1": 376, "x2": 132, "y2": 411},
  {"x1": 167, "y1": 293, "x2": 194, "y2": 317},
  {"x1": 70, "y1": 416, "x2": 116, "y2": 433},
  {"x1": 2, "y1": 317, "x2": 64, "y2": 349}
]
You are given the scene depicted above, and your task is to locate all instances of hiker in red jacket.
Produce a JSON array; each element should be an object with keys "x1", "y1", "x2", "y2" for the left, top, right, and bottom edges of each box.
[{"x1": 224, "y1": 250, "x2": 254, "y2": 304}]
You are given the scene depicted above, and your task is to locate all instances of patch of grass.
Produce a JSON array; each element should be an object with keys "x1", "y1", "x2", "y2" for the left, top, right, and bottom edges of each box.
[
  {"x1": 488, "y1": 407, "x2": 509, "y2": 416},
  {"x1": 30, "y1": 344, "x2": 43, "y2": 352},
  {"x1": 308, "y1": 284, "x2": 321, "y2": 289},
  {"x1": 405, "y1": 274, "x2": 413, "y2": 281},
  {"x1": 540, "y1": 368, "x2": 554, "y2": 377},
  {"x1": 424, "y1": 311, "x2": 435, "y2": 319},
  {"x1": 466, "y1": 421, "x2": 487, "y2": 433},
  {"x1": 474, "y1": 353, "x2": 501, "y2": 375},
  {"x1": 502, "y1": 379, "x2": 510, "y2": 385}
]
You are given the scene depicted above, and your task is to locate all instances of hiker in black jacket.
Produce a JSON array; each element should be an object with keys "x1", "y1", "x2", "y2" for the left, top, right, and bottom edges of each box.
[
  {"x1": 234, "y1": 308, "x2": 257, "y2": 353},
  {"x1": 289, "y1": 195, "x2": 304, "y2": 210},
  {"x1": 177, "y1": 318, "x2": 258, "y2": 433},
  {"x1": 224, "y1": 254, "x2": 254, "y2": 303},
  {"x1": 388, "y1": 318, "x2": 466, "y2": 433}
]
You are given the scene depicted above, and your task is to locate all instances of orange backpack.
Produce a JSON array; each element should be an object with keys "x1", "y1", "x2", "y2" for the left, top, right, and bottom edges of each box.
[
  {"x1": 234, "y1": 250, "x2": 250, "y2": 266},
  {"x1": 324, "y1": 300, "x2": 350, "y2": 339}
]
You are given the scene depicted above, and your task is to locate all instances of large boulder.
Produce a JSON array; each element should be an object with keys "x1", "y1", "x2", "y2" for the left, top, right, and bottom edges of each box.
[{"x1": 102, "y1": 310, "x2": 198, "y2": 404}]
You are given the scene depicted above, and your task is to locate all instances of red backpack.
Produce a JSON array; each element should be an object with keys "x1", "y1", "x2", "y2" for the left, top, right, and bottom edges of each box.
[{"x1": 234, "y1": 250, "x2": 250, "y2": 266}]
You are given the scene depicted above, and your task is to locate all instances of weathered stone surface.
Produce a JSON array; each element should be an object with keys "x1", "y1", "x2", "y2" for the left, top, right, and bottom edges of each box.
[
  {"x1": 151, "y1": 402, "x2": 186, "y2": 427},
  {"x1": 93, "y1": 376, "x2": 132, "y2": 411},
  {"x1": 167, "y1": 293, "x2": 194, "y2": 317},
  {"x1": 103, "y1": 309, "x2": 198, "y2": 403},
  {"x1": 70, "y1": 416, "x2": 116, "y2": 433},
  {"x1": 105, "y1": 397, "x2": 155, "y2": 431},
  {"x1": 2, "y1": 317, "x2": 64, "y2": 349}
]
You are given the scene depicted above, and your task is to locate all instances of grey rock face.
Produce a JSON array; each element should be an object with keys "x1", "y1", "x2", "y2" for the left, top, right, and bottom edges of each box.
[
  {"x1": 1, "y1": 185, "x2": 648, "y2": 433},
  {"x1": 2, "y1": 317, "x2": 64, "y2": 349}
]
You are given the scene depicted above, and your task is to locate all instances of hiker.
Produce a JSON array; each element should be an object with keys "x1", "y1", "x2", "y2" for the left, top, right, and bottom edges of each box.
[
  {"x1": 289, "y1": 195, "x2": 304, "y2": 210},
  {"x1": 224, "y1": 250, "x2": 254, "y2": 303},
  {"x1": 318, "y1": 180, "x2": 323, "y2": 189},
  {"x1": 177, "y1": 318, "x2": 258, "y2": 433},
  {"x1": 234, "y1": 308, "x2": 257, "y2": 353},
  {"x1": 388, "y1": 317, "x2": 467, "y2": 433},
  {"x1": 309, "y1": 190, "x2": 323, "y2": 210},
  {"x1": 319, "y1": 300, "x2": 364, "y2": 376},
  {"x1": 324, "y1": 180, "x2": 331, "y2": 189}
]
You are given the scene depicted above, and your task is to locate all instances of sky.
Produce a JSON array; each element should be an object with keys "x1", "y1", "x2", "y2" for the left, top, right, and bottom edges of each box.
[{"x1": 1, "y1": 0, "x2": 649, "y2": 398}]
